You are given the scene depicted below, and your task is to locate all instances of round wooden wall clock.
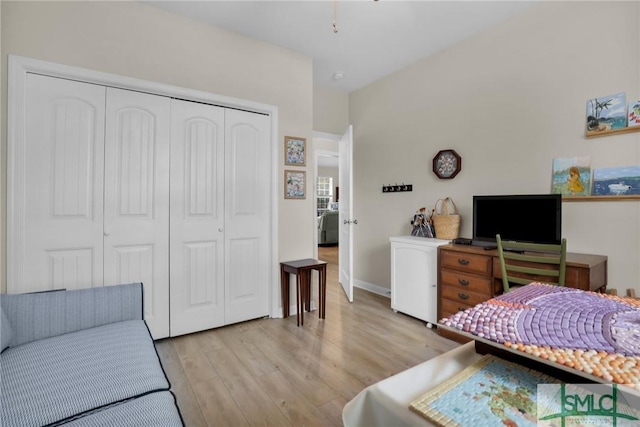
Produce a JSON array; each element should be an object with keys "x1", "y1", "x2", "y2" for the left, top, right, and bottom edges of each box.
[{"x1": 432, "y1": 149, "x2": 461, "y2": 179}]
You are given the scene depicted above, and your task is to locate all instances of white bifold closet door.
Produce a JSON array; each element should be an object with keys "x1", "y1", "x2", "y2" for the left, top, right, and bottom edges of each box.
[
  {"x1": 103, "y1": 88, "x2": 171, "y2": 339},
  {"x1": 20, "y1": 74, "x2": 106, "y2": 293},
  {"x1": 169, "y1": 100, "x2": 225, "y2": 335},
  {"x1": 169, "y1": 100, "x2": 271, "y2": 335},
  {"x1": 223, "y1": 108, "x2": 271, "y2": 326},
  {"x1": 14, "y1": 73, "x2": 271, "y2": 340}
]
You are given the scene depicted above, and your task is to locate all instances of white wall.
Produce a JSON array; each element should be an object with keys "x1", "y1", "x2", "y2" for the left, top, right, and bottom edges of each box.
[
  {"x1": 349, "y1": 2, "x2": 640, "y2": 294},
  {"x1": 313, "y1": 86, "x2": 349, "y2": 134},
  {"x1": 0, "y1": 1, "x2": 315, "y2": 293}
]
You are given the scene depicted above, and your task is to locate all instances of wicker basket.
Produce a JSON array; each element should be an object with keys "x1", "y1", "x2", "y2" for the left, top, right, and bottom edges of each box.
[{"x1": 433, "y1": 197, "x2": 461, "y2": 240}]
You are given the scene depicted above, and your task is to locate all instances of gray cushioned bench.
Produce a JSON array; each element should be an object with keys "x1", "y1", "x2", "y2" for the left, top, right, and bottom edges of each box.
[{"x1": 0, "y1": 283, "x2": 183, "y2": 426}]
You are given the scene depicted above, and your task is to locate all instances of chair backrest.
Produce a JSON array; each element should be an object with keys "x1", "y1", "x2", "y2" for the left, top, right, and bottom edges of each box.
[{"x1": 496, "y1": 234, "x2": 567, "y2": 293}]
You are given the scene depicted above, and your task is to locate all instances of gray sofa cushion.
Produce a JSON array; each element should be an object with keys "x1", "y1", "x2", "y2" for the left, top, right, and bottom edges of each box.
[
  {"x1": 1, "y1": 320, "x2": 170, "y2": 427},
  {"x1": 1, "y1": 283, "x2": 143, "y2": 347},
  {"x1": 59, "y1": 391, "x2": 183, "y2": 426},
  {"x1": 1, "y1": 306, "x2": 12, "y2": 352}
]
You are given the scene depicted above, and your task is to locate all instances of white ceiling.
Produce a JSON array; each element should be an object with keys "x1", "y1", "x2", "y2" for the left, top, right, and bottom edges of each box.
[{"x1": 146, "y1": 1, "x2": 535, "y2": 93}]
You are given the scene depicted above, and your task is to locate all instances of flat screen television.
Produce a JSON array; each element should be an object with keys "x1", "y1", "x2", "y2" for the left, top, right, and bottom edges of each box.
[{"x1": 472, "y1": 194, "x2": 562, "y2": 245}]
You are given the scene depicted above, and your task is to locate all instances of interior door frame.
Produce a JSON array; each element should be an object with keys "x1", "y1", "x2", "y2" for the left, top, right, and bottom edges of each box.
[
  {"x1": 7, "y1": 55, "x2": 280, "y2": 318},
  {"x1": 312, "y1": 129, "x2": 355, "y2": 303},
  {"x1": 338, "y1": 125, "x2": 354, "y2": 302}
]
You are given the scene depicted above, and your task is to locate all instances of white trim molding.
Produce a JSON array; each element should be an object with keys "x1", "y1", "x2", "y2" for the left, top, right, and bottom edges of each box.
[
  {"x1": 312, "y1": 131, "x2": 341, "y2": 141},
  {"x1": 354, "y1": 279, "x2": 391, "y2": 298}
]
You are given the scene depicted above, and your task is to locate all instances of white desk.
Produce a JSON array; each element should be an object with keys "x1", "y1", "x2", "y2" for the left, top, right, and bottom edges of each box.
[{"x1": 342, "y1": 342, "x2": 481, "y2": 427}]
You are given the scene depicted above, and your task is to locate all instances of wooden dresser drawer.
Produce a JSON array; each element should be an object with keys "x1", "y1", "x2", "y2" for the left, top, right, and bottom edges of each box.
[
  {"x1": 441, "y1": 286, "x2": 487, "y2": 307},
  {"x1": 441, "y1": 269, "x2": 492, "y2": 295},
  {"x1": 440, "y1": 298, "x2": 475, "y2": 319},
  {"x1": 440, "y1": 250, "x2": 492, "y2": 276}
]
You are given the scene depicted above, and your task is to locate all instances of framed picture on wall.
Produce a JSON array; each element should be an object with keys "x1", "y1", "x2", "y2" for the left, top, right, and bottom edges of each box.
[
  {"x1": 629, "y1": 101, "x2": 640, "y2": 127},
  {"x1": 284, "y1": 136, "x2": 306, "y2": 166},
  {"x1": 551, "y1": 156, "x2": 591, "y2": 196},
  {"x1": 593, "y1": 165, "x2": 640, "y2": 196},
  {"x1": 586, "y1": 92, "x2": 627, "y2": 135},
  {"x1": 284, "y1": 170, "x2": 306, "y2": 199}
]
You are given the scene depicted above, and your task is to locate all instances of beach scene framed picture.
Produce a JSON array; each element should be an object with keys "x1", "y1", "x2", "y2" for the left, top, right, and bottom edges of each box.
[
  {"x1": 586, "y1": 92, "x2": 627, "y2": 136},
  {"x1": 284, "y1": 136, "x2": 306, "y2": 166},
  {"x1": 284, "y1": 170, "x2": 306, "y2": 199}
]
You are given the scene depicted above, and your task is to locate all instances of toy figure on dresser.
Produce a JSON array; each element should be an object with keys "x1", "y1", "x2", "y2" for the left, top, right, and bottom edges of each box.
[{"x1": 411, "y1": 207, "x2": 435, "y2": 238}]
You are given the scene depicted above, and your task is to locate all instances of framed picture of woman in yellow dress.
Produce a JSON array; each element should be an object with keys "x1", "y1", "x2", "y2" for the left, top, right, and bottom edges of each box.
[{"x1": 551, "y1": 156, "x2": 591, "y2": 196}]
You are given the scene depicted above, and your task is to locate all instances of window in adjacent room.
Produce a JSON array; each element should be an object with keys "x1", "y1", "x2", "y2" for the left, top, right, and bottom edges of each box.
[{"x1": 317, "y1": 176, "x2": 333, "y2": 217}]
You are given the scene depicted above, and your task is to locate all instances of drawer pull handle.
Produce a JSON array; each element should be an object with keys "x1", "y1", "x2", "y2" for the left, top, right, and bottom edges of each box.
[
  {"x1": 458, "y1": 279, "x2": 469, "y2": 286},
  {"x1": 458, "y1": 259, "x2": 470, "y2": 266},
  {"x1": 458, "y1": 307, "x2": 466, "y2": 312},
  {"x1": 458, "y1": 293, "x2": 469, "y2": 300}
]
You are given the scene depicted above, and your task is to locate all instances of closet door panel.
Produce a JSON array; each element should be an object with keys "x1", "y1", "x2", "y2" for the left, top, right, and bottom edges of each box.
[
  {"x1": 224, "y1": 110, "x2": 271, "y2": 325},
  {"x1": 14, "y1": 74, "x2": 106, "y2": 293},
  {"x1": 169, "y1": 99, "x2": 225, "y2": 336},
  {"x1": 104, "y1": 88, "x2": 170, "y2": 339}
]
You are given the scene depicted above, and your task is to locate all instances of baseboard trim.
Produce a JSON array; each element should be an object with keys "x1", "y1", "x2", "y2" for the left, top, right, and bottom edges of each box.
[
  {"x1": 273, "y1": 281, "x2": 387, "y2": 318},
  {"x1": 273, "y1": 302, "x2": 318, "y2": 319},
  {"x1": 354, "y1": 280, "x2": 390, "y2": 298}
]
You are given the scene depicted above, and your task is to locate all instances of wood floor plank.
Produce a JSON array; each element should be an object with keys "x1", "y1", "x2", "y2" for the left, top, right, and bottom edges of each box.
[
  {"x1": 258, "y1": 319, "x2": 369, "y2": 401},
  {"x1": 193, "y1": 327, "x2": 229, "y2": 353},
  {"x1": 156, "y1": 245, "x2": 461, "y2": 425},
  {"x1": 193, "y1": 375, "x2": 249, "y2": 426},
  {"x1": 290, "y1": 307, "x2": 421, "y2": 375},
  {"x1": 172, "y1": 334, "x2": 221, "y2": 381},
  {"x1": 206, "y1": 347, "x2": 292, "y2": 426},
  {"x1": 254, "y1": 370, "x2": 333, "y2": 427},
  {"x1": 215, "y1": 324, "x2": 279, "y2": 377},
  {"x1": 243, "y1": 326, "x2": 340, "y2": 407},
  {"x1": 317, "y1": 396, "x2": 348, "y2": 427},
  {"x1": 154, "y1": 340, "x2": 208, "y2": 427},
  {"x1": 172, "y1": 334, "x2": 248, "y2": 426}
]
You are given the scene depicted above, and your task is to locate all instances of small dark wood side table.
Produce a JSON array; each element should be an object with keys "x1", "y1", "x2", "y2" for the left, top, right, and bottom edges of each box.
[{"x1": 280, "y1": 259, "x2": 327, "y2": 326}]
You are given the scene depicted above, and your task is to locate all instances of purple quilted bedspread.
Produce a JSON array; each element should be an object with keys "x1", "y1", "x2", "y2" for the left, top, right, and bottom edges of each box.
[{"x1": 440, "y1": 283, "x2": 640, "y2": 357}]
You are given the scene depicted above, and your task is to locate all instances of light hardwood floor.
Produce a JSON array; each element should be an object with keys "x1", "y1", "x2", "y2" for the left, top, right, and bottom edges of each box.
[{"x1": 155, "y1": 246, "x2": 459, "y2": 426}]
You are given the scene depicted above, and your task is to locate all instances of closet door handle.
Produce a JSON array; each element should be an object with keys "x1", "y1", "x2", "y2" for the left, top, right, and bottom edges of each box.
[{"x1": 218, "y1": 228, "x2": 224, "y2": 232}]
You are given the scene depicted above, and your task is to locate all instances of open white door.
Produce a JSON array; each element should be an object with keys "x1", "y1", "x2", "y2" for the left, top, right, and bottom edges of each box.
[{"x1": 338, "y1": 125, "x2": 355, "y2": 302}]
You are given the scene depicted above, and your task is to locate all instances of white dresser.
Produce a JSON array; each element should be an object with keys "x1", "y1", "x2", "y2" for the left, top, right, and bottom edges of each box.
[{"x1": 390, "y1": 236, "x2": 449, "y2": 326}]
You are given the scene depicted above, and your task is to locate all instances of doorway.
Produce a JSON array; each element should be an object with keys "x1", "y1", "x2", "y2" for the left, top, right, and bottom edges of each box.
[
  {"x1": 313, "y1": 149, "x2": 339, "y2": 249},
  {"x1": 313, "y1": 138, "x2": 340, "y2": 301},
  {"x1": 313, "y1": 126, "x2": 354, "y2": 303}
]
